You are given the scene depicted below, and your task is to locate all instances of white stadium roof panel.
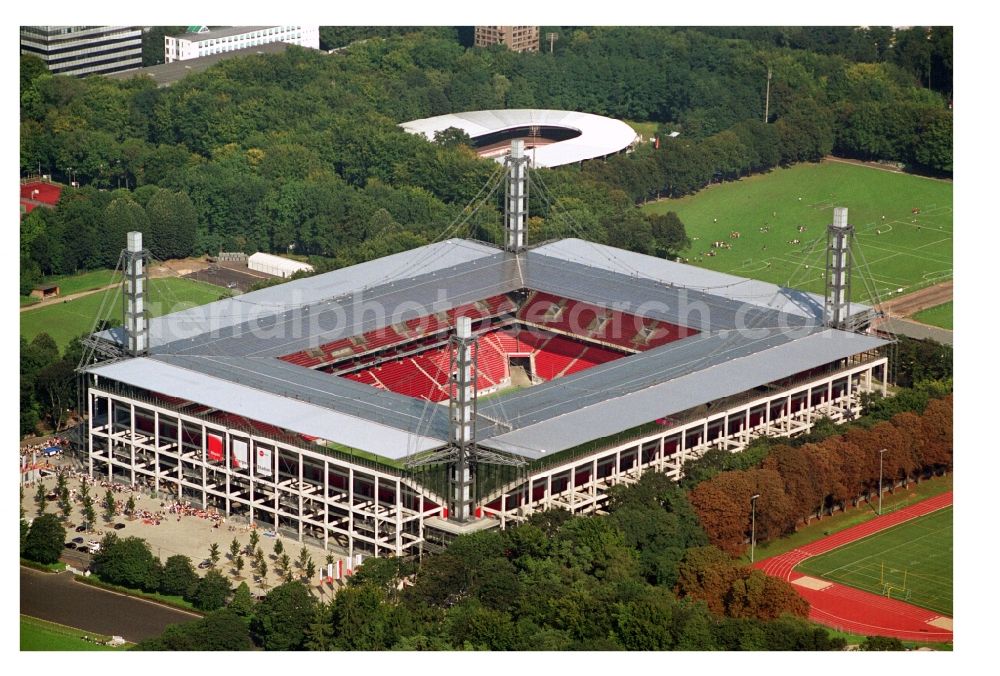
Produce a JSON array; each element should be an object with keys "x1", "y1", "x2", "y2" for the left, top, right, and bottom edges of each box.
[
  {"x1": 400, "y1": 109, "x2": 638, "y2": 168},
  {"x1": 89, "y1": 358, "x2": 445, "y2": 458}
]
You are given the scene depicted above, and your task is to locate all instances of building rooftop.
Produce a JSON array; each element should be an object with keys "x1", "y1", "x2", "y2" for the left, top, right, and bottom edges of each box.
[
  {"x1": 88, "y1": 238, "x2": 884, "y2": 460},
  {"x1": 106, "y1": 42, "x2": 292, "y2": 87},
  {"x1": 168, "y1": 26, "x2": 277, "y2": 43}
]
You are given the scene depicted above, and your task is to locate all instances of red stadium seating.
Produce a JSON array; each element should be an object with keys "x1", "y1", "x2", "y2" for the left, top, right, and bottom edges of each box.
[{"x1": 277, "y1": 290, "x2": 695, "y2": 401}]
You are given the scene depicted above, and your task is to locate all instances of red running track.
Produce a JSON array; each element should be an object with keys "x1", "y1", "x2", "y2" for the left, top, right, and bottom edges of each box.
[{"x1": 753, "y1": 491, "x2": 953, "y2": 642}]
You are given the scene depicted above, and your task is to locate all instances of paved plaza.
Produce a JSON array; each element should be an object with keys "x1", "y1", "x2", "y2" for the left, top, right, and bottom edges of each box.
[{"x1": 22, "y1": 453, "x2": 351, "y2": 601}]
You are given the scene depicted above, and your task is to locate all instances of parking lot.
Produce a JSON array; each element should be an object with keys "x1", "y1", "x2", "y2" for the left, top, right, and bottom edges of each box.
[{"x1": 22, "y1": 453, "x2": 349, "y2": 601}]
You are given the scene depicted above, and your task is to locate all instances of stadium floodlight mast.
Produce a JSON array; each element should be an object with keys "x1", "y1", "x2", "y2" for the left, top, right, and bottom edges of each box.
[
  {"x1": 750, "y1": 493, "x2": 761, "y2": 563},
  {"x1": 878, "y1": 448, "x2": 887, "y2": 515}
]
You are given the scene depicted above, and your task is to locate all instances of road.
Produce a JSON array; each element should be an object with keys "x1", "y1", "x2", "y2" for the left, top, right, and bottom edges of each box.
[{"x1": 20, "y1": 567, "x2": 199, "y2": 643}]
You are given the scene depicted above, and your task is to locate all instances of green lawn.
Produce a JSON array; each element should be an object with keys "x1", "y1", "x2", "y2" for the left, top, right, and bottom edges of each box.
[
  {"x1": 623, "y1": 119, "x2": 660, "y2": 141},
  {"x1": 644, "y1": 161, "x2": 953, "y2": 304},
  {"x1": 911, "y1": 301, "x2": 953, "y2": 330},
  {"x1": 797, "y1": 506, "x2": 953, "y2": 616},
  {"x1": 21, "y1": 277, "x2": 231, "y2": 351},
  {"x1": 44, "y1": 268, "x2": 121, "y2": 296},
  {"x1": 20, "y1": 615, "x2": 125, "y2": 651}
]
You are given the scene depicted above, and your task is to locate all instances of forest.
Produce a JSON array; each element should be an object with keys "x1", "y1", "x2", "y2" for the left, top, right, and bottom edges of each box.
[{"x1": 20, "y1": 26, "x2": 951, "y2": 292}]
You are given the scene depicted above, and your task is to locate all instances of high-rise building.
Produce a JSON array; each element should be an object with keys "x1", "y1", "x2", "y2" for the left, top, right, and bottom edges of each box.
[
  {"x1": 474, "y1": 26, "x2": 540, "y2": 53},
  {"x1": 163, "y1": 25, "x2": 319, "y2": 63},
  {"x1": 20, "y1": 26, "x2": 142, "y2": 77}
]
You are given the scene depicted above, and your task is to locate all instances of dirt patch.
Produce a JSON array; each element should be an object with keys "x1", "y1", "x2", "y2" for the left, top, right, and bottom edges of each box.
[
  {"x1": 183, "y1": 263, "x2": 276, "y2": 293},
  {"x1": 880, "y1": 281, "x2": 953, "y2": 318},
  {"x1": 148, "y1": 257, "x2": 212, "y2": 280}
]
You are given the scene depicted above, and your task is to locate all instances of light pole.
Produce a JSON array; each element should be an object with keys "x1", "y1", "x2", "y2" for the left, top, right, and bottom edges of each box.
[
  {"x1": 750, "y1": 493, "x2": 761, "y2": 563},
  {"x1": 878, "y1": 448, "x2": 887, "y2": 515}
]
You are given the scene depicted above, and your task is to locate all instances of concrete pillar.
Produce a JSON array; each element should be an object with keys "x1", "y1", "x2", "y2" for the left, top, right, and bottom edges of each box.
[
  {"x1": 348, "y1": 466, "x2": 354, "y2": 562},
  {"x1": 323, "y1": 460, "x2": 330, "y2": 551},
  {"x1": 298, "y1": 453, "x2": 304, "y2": 542},
  {"x1": 395, "y1": 478, "x2": 402, "y2": 557},
  {"x1": 87, "y1": 391, "x2": 94, "y2": 478}
]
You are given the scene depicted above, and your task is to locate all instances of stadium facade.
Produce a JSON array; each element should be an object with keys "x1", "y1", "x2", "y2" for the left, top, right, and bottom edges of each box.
[{"x1": 82, "y1": 142, "x2": 888, "y2": 560}]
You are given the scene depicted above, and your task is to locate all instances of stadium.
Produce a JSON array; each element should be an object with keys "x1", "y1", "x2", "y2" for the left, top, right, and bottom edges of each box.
[
  {"x1": 400, "y1": 109, "x2": 639, "y2": 167},
  {"x1": 81, "y1": 141, "x2": 889, "y2": 561}
]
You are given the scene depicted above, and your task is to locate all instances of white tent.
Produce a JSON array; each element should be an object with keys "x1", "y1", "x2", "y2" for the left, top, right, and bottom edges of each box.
[{"x1": 248, "y1": 252, "x2": 314, "y2": 279}]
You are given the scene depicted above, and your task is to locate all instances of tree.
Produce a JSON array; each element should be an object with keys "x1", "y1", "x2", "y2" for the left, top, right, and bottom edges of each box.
[
  {"x1": 305, "y1": 559, "x2": 316, "y2": 581},
  {"x1": 329, "y1": 584, "x2": 411, "y2": 650},
  {"x1": 229, "y1": 537, "x2": 240, "y2": 561},
  {"x1": 249, "y1": 529, "x2": 259, "y2": 551},
  {"x1": 145, "y1": 189, "x2": 197, "y2": 259},
  {"x1": 432, "y1": 126, "x2": 473, "y2": 148},
  {"x1": 34, "y1": 482, "x2": 47, "y2": 516},
  {"x1": 82, "y1": 496, "x2": 96, "y2": 532},
  {"x1": 161, "y1": 554, "x2": 199, "y2": 597},
  {"x1": 59, "y1": 495, "x2": 72, "y2": 522},
  {"x1": 209, "y1": 542, "x2": 220, "y2": 567},
  {"x1": 91, "y1": 534, "x2": 161, "y2": 591},
  {"x1": 647, "y1": 211, "x2": 691, "y2": 259},
  {"x1": 24, "y1": 513, "x2": 66, "y2": 564},
  {"x1": 34, "y1": 358, "x2": 75, "y2": 431},
  {"x1": 102, "y1": 489, "x2": 117, "y2": 523},
  {"x1": 125, "y1": 495, "x2": 136, "y2": 518},
  {"x1": 258, "y1": 560, "x2": 269, "y2": 589},
  {"x1": 229, "y1": 581, "x2": 255, "y2": 621},
  {"x1": 234, "y1": 555, "x2": 245, "y2": 579},
  {"x1": 250, "y1": 581, "x2": 317, "y2": 651},
  {"x1": 861, "y1": 635, "x2": 905, "y2": 651},
  {"x1": 296, "y1": 546, "x2": 309, "y2": 573},
  {"x1": 190, "y1": 568, "x2": 231, "y2": 611},
  {"x1": 279, "y1": 553, "x2": 291, "y2": 576},
  {"x1": 273, "y1": 539, "x2": 283, "y2": 558},
  {"x1": 135, "y1": 608, "x2": 252, "y2": 651}
]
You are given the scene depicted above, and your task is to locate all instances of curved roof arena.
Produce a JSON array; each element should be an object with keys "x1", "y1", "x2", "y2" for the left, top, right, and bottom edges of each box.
[{"x1": 400, "y1": 109, "x2": 638, "y2": 168}]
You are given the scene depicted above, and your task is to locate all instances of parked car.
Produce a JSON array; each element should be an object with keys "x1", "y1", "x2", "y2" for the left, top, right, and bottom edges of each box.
[
  {"x1": 75, "y1": 525, "x2": 87, "y2": 533},
  {"x1": 72, "y1": 536, "x2": 84, "y2": 544},
  {"x1": 86, "y1": 541, "x2": 101, "y2": 553},
  {"x1": 198, "y1": 560, "x2": 212, "y2": 570},
  {"x1": 113, "y1": 523, "x2": 126, "y2": 530}
]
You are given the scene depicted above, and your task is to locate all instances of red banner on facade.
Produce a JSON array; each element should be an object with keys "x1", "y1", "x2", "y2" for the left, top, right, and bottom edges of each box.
[{"x1": 207, "y1": 433, "x2": 224, "y2": 462}]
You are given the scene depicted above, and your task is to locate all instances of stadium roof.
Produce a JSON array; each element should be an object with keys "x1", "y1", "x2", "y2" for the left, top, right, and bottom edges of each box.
[
  {"x1": 88, "y1": 237, "x2": 886, "y2": 460},
  {"x1": 400, "y1": 109, "x2": 638, "y2": 168}
]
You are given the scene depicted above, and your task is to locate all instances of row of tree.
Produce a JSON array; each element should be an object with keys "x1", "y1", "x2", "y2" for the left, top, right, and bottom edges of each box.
[
  {"x1": 688, "y1": 395, "x2": 952, "y2": 555},
  {"x1": 21, "y1": 185, "x2": 197, "y2": 284},
  {"x1": 132, "y1": 471, "x2": 841, "y2": 651},
  {"x1": 21, "y1": 333, "x2": 78, "y2": 434}
]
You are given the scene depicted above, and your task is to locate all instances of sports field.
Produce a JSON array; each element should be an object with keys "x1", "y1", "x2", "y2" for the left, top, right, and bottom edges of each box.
[
  {"x1": 20, "y1": 277, "x2": 230, "y2": 351},
  {"x1": 912, "y1": 301, "x2": 953, "y2": 330},
  {"x1": 20, "y1": 615, "x2": 123, "y2": 651},
  {"x1": 797, "y1": 506, "x2": 953, "y2": 616},
  {"x1": 644, "y1": 161, "x2": 953, "y2": 304}
]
